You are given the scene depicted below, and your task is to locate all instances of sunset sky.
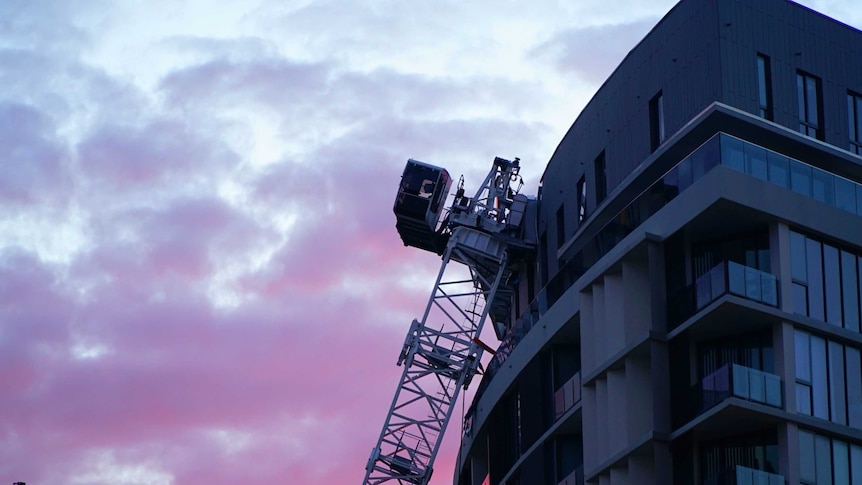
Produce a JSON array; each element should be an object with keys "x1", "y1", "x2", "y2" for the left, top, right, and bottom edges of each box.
[{"x1": 2, "y1": 1, "x2": 861, "y2": 484}]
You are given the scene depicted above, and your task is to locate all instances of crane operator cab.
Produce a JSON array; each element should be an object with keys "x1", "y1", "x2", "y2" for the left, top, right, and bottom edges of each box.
[{"x1": 393, "y1": 159, "x2": 452, "y2": 255}]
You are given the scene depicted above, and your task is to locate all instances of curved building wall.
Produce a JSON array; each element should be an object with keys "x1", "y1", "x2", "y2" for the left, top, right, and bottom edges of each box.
[{"x1": 456, "y1": 0, "x2": 862, "y2": 484}]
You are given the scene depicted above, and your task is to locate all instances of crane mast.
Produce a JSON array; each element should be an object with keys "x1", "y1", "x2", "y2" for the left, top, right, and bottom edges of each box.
[{"x1": 364, "y1": 156, "x2": 533, "y2": 485}]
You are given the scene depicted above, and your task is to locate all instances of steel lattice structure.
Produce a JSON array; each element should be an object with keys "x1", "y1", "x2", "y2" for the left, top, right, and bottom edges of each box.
[{"x1": 364, "y1": 157, "x2": 529, "y2": 485}]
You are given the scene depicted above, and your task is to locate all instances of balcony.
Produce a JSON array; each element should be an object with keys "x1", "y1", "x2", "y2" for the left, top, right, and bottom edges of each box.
[
  {"x1": 699, "y1": 364, "x2": 782, "y2": 414},
  {"x1": 554, "y1": 371, "x2": 582, "y2": 421},
  {"x1": 671, "y1": 262, "x2": 778, "y2": 328},
  {"x1": 704, "y1": 465, "x2": 784, "y2": 485}
]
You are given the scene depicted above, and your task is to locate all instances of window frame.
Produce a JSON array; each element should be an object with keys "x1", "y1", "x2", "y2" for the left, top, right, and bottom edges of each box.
[
  {"x1": 797, "y1": 71, "x2": 824, "y2": 140},
  {"x1": 756, "y1": 54, "x2": 774, "y2": 120},
  {"x1": 849, "y1": 91, "x2": 862, "y2": 155},
  {"x1": 576, "y1": 176, "x2": 587, "y2": 224}
]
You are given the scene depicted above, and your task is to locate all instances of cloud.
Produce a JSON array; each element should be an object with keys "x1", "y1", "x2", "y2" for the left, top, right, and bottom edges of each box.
[
  {"x1": 0, "y1": 102, "x2": 72, "y2": 205},
  {"x1": 530, "y1": 19, "x2": 660, "y2": 85}
]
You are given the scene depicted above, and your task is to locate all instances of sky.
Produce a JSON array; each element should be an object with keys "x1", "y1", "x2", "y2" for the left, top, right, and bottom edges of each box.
[{"x1": 1, "y1": 1, "x2": 861, "y2": 484}]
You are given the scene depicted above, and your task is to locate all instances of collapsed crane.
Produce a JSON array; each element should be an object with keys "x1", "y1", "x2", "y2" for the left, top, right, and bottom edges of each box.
[{"x1": 363, "y1": 157, "x2": 535, "y2": 484}]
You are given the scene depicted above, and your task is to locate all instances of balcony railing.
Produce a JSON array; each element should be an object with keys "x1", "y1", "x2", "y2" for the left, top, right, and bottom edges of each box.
[
  {"x1": 704, "y1": 465, "x2": 784, "y2": 485},
  {"x1": 557, "y1": 465, "x2": 584, "y2": 485},
  {"x1": 554, "y1": 371, "x2": 582, "y2": 421},
  {"x1": 699, "y1": 364, "x2": 782, "y2": 413},
  {"x1": 671, "y1": 262, "x2": 778, "y2": 328}
]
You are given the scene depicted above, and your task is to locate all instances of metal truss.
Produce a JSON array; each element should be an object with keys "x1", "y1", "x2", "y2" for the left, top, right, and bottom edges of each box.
[
  {"x1": 364, "y1": 156, "x2": 526, "y2": 485},
  {"x1": 363, "y1": 227, "x2": 509, "y2": 485}
]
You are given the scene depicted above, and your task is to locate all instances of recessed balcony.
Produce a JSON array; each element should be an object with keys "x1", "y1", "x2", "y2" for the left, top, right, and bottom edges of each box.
[
  {"x1": 699, "y1": 364, "x2": 782, "y2": 413},
  {"x1": 670, "y1": 262, "x2": 778, "y2": 330}
]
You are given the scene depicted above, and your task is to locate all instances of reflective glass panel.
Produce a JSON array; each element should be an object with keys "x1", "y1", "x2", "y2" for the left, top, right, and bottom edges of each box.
[
  {"x1": 846, "y1": 348, "x2": 862, "y2": 429},
  {"x1": 797, "y1": 383, "x2": 812, "y2": 415},
  {"x1": 767, "y1": 151, "x2": 789, "y2": 188},
  {"x1": 841, "y1": 251, "x2": 859, "y2": 332},
  {"x1": 811, "y1": 335, "x2": 828, "y2": 420},
  {"x1": 829, "y1": 340, "x2": 847, "y2": 425},
  {"x1": 834, "y1": 440, "x2": 850, "y2": 485},
  {"x1": 790, "y1": 160, "x2": 812, "y2": 196},
  {"x1": 806, "y1": 239, "x2": 824, "y2": 321},
  {"x1": 824, "y1": 244, "x2": 842, "y2": 326},
  {"x1": 796, "y1": 330, "x2": 811, "y2": 381},
  {"x1": 835, "y1": 176, "x2": 856, "y2": 213},
  {"x1": 815, "y1": 434, "x2": 832, "y2": 484},
  {"x1": 812, "y1": 169, "x2": 835, "y2": 205},
  {"x1": 790, "y1": 231, "x2": 807, "y2": 283},
  {"x1": 852, "y1": 445, "x2": 862, "y2": 485},
  {"x1": 720, "y1": 134, "x2": 745, "y2": 172},
  {"x1": 793, "y1": 282, "x2": 809, "y2": 316},
  {"x1": 799, "y1": 430, "x2": 815, "y2": 483},
  {"x1": 744, "y1": 143, "x2": 768, "y2": 181},
  {"x1": 678, "y1": 156, "x2": 693, "y2": 192}
]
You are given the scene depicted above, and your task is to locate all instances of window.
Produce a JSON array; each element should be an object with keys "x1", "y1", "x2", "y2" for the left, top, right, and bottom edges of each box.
[
  {"x1": 576, "y1": 176, "x2": 587, "y2": 224},
  {"x1": 849, "y1": 92, "x2": 862, "y2": 155},
  {"x1": 649, "y1": 91, "x2": 666, "y2": 151},
  {"x1": 594, "y1": 151, "x2": 607, "y2": 204},
  {"x1": 757, "y1": 54, "x2": 774, "y2": 120},
  {"x1": 797, "y1": 71, "x2": 823, "y2": 139},
  {"x1": 556, "y1": 204, "x2": 566, "y2": 249},
  {"x1": 539, "y1": 231, "x2": 549, "y2": 286},
  {"x1": 799, "y1": 429, "x2": 862, "y2": 484},
  {"x1": 795, "y1": 329, "x2": 862, "y2": 428},
  {"x1": 790, "y1": 231, "x2": 862, "y2": 333}
]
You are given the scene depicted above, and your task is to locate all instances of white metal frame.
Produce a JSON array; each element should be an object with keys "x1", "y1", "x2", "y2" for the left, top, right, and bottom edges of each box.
[{"x1": 364, "y1": 158, "x2": 525, "y2": 485}]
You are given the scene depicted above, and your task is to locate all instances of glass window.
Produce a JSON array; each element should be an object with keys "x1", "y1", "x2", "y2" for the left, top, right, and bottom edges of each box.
[
  {"x1": 829, "y1": 341, "x2": 847, "y2": 424},
  {"x1": 791, "y1": 231, "x2": 808, "y2": 283},
  {"x1": 757, "y1": 54, "x2": 773, "y2": 120},
  {"x1": 812, "y1": 169, "x2": 835, "y2": 205},
  {"x1": 728, "y1": 262, "x2": 745, "y2": 296},
  {"x1": 796, "y1": 330, "x2": 811, "y2": 381},
  {"x1": 650, "y1": 91, "x2": 665, "y2": 152},
  {"x1": 846, "y1": 348, "x2": 862, "y2": 428},
  {"x1": 807, "y1": 239, "x2": 825, "y2": 321},
  {"x1": 850, "y1": 92, "x2": 862, "y2": 155},
  {"x1": 824, "y1": 244, "x2": 842, "y2": 326},
  {"x1": 767, "y1": 151, "x2": 789, "y2": 188},
  {"x1": 798, "y1": 72, "x2": 823, "y2": 139},
  {"x1": 834, "y1": 440, "x2": 850, "y2": 484},
  {"x1": 835, "y1": 176, "x2": 856, "y2": 213},
  {"x1": 695, "y1": 135, "x2": 720, "y2": 175},
  {"x1": 744, "y1": 143, "x2": 768, "y2": 180},
  {"x1": 790, "y1": 159, "x2": 813, "y2": 197},
  {"x1": 595, "y1": 151, "x2": 607, "y2": 204},
  {"x1": 556, "y1": 204, "x2": 566, "y2": 248},
  {"x1": 852, "y1": 445, "x2": 862, "y2": 484},
  {"x1": 857, "y1": 184, "x2": 862, "y2": 215},
  {"x1": 842, "y1": 251, "x2": 860, "y2": 332},
  {"x1": 793, "y1": 282, "x2": 809, "y2": 315},
  {"x1": 577, "y1": 176, "x2": 587, "y2": 224},
  {"x1": 799, "y1": 430, "x2": 816, "y2": 483},
  {"x1": 815, "y1": 434, "x2": 832, "y2": 484},
  {"x1": 811, "y1": 335, "x2": 828, "y2": 420},
  {"x1": 720, "y1": 134, "x2": 745, "y2": 172},
  {"x1": 798, "y1": 383, "x2": 813, "y2": 414},
  {"x1": 678, "y1": 156, "x2": 693, "y2": 192}
]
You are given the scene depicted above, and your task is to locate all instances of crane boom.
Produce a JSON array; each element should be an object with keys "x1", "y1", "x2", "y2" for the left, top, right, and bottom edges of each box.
[{"x1": 364, "y1": 157, "x2": 533, "y2": 484}]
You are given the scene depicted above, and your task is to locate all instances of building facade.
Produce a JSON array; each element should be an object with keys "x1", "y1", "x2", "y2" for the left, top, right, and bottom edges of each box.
[{"x1": 456, "y1": 0, "x2": 862, "y2": 483}]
